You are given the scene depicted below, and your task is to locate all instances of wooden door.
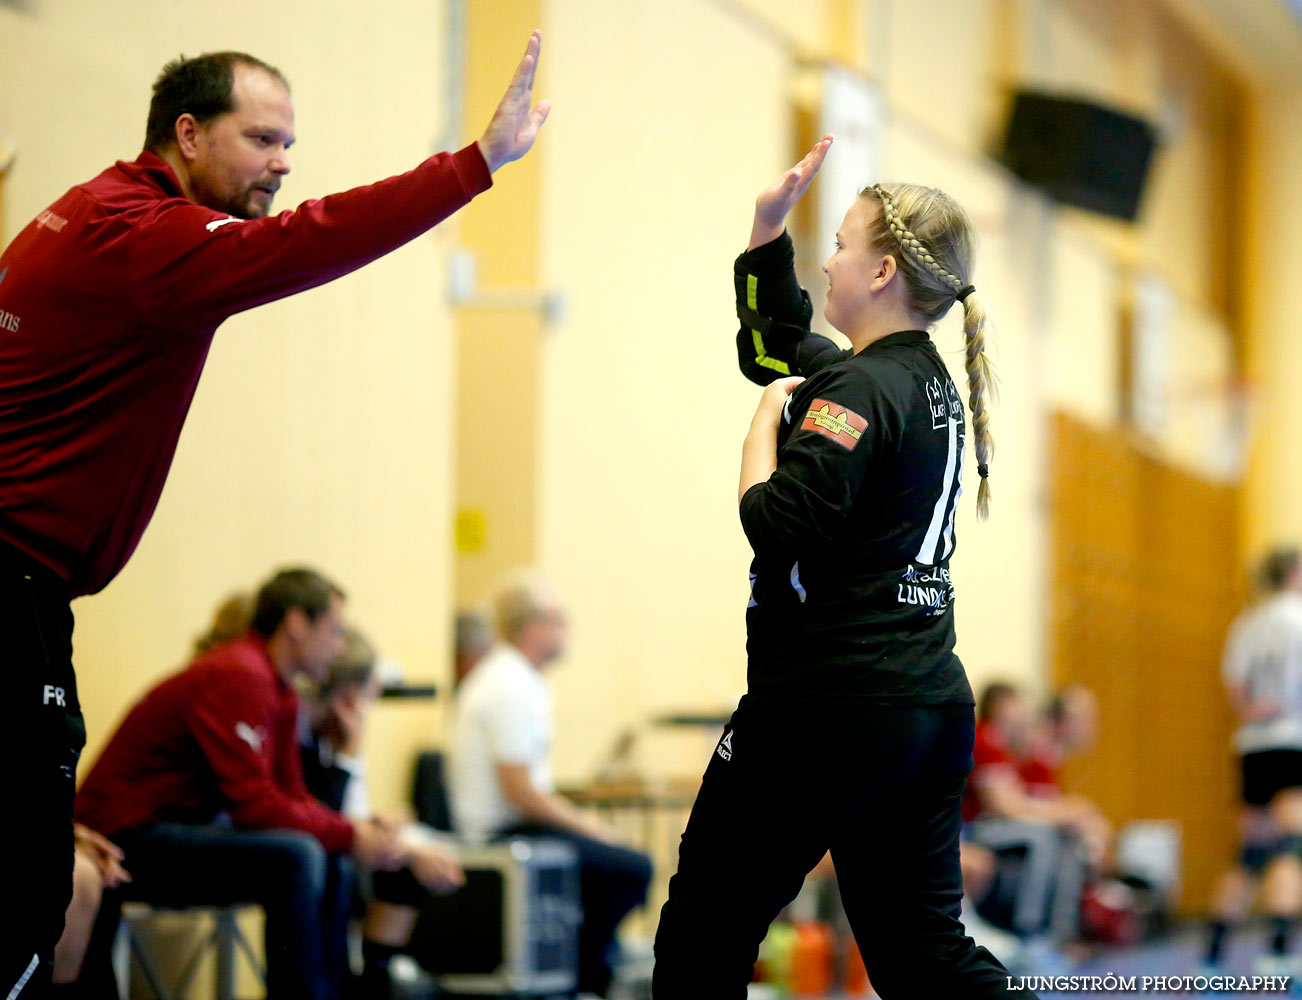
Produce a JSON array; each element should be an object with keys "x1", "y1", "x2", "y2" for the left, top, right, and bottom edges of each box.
[{"x1": 1049, "y1": 412, "x2": 1240, "y2": 912}]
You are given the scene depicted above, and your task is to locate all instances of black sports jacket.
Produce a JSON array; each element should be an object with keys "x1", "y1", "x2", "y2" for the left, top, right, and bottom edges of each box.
[{"x1": 735, "y1": 231, "x2": 974, "y2": 706}]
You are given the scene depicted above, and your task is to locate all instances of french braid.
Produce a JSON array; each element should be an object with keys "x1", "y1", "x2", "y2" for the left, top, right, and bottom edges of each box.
[{"x1": 868, "y1": 183, "x2": 996, "y2": 519}]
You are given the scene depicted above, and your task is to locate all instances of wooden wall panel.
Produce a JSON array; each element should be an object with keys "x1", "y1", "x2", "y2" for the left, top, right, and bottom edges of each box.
[{"x1": 1049, "y1": 412, "x2": 1240, "y2": 912}]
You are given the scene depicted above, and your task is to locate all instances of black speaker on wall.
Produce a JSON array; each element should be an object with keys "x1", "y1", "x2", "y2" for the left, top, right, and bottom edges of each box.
[{"x1": 1000, "y1": 90, "x2": 1158, "y2": 222}]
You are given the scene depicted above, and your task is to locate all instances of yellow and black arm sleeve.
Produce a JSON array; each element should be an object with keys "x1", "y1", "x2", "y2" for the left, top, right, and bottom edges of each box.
[{"x1": 734, "y1": 230, "x2": 845, "y2": 385}]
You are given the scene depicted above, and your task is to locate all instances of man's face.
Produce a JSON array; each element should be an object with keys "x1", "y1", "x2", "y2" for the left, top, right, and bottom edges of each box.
[
  {"x1": 527, "y1": 603, "x2": 568, "y2": 668},
  {"x1": 292, "y1": 594, "x2": 347, "y2": 684},
  {"x1": 189, "y1": 64, "x2": 295, "y2": 219},
  {"x1": 1058, "y1": 689, "x2": 1099, "y2": 752},
  {"x1": 994, "y1": 694, "x2": 1033, "y2": 752}
]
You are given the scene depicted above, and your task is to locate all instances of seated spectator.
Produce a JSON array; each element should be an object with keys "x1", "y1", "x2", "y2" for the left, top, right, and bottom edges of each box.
[
  {"x1": 1022, "y1": 685, "x2": 1112, "y2": 865},
  {"x1": 963, "y1": 682, "x2": 1100, "y2": 944},
  {"x1": 451, "y1": 571, "x2": 652, "y2": 999},
  {"x1": 1023, "y1": 687, "x2": 1096, "y2": 789},
  {"x1": 71, "y1": 567, "x2": 406, "y2": 1000},
  {"x1": 53, "y1": 591, "x2": 248, "y2": 995},
  {"x1": 192, "y1": 590, "x2": 255, "y2": 655},
  {"x1": 301, "y1": 626, "x2": 385, "y2": 821},
  {"x1": 300, "y1": 626, "x2": 466, "y2": 998}
]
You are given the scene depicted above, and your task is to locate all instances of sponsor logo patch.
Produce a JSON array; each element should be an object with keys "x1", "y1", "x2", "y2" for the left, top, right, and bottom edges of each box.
[
  {"x1": 235, "y1": 721, "x2": 265, "y2": 754},
  {"x1": 206, "y1": 216, "x2": 242, "y2": 233},
  {"x1": 36, "y1": 209, "x2": 67, "y2": 232},
  {"x1": 801, "y1": 398, "x2": 867, "y2": 450}
]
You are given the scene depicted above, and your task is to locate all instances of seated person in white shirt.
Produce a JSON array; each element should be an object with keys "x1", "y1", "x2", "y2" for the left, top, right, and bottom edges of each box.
[{"x1": 452, "y1": 572, "x2": 653, "y2": 999}]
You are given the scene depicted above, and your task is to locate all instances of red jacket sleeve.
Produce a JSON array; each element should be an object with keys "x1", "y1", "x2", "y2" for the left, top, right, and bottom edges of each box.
[
  {"x1": 184, "y1": 666, "x2": 356, "y2": 852},
  {"x1": 127, "y1": 143, "x2": 492, "y2": 329},
  {"x1": 272, "y1": 696, "x2": 319, "y2": 803}
]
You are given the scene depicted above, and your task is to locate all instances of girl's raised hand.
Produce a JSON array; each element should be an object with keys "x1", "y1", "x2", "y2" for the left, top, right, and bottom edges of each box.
[{"x1": 748, "y1": 135, "x2": 833, "y2": 250}]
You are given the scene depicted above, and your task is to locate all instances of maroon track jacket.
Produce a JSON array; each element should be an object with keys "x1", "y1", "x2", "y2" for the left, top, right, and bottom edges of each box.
[
  {"x1": 75, "y1": 633, "x2": 355, "y2": 851},
  {"x1": 0, "y1": 144, "x2": 491, "y2": 596}
]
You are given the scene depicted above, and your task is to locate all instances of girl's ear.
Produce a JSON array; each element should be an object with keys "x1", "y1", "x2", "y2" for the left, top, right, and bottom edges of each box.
[{"x1": 870, "y1": 252, "x2": 899, "y2": 292}]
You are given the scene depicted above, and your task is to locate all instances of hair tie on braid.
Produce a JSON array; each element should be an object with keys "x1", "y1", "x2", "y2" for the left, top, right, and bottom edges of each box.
[
  {"x1": 977, "y1": 464, "x2": 989, "y2": 479},
  {"x1": 956, "y1": 285, "x2": 975, "y2": 303}
]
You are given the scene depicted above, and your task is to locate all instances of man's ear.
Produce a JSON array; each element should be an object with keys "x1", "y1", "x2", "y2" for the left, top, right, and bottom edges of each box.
[
  {"x1": 281, "y1": 605, "x2": 309, "y2": 642},
  {"x1": 174, "y1": 114, "x2": 202, "y2": 161}
]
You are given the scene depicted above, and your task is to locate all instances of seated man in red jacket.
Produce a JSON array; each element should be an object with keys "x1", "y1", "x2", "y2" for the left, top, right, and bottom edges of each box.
[
  {"x1": 962, "y1": 683, "x2": 1105, "y2": 947},
  {"x1": 73, "y1": 567, "x2": 404, "y2": 1000}
]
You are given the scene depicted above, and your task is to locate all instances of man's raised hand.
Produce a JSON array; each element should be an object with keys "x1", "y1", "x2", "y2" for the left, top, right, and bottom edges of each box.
[{"x1": 477, "y1": 30, "x2": 552, "y2": 174}]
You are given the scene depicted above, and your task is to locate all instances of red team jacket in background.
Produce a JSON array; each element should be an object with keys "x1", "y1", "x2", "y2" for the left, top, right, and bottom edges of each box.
[
  {"x1": 74, "y1": 633, "x2": 354, "y2": 851},
  {"x1": 0, "y1": 144, "x2": 492, "y2": 596},
  {"x1": 962, "y1": 720, "x2": 1065, "y2": 822}
]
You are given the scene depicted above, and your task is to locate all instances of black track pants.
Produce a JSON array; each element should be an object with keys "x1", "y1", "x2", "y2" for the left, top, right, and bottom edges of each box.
[
  {"x1": 652, "y1": 697, "x2": 1033, "y2": 999},
  {"x1": 1, "y1": 540, "x2": 83, "y2": 999}
]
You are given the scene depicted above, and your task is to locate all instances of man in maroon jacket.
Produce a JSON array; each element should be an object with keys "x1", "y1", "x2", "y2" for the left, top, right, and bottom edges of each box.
[
  {"x1": 72, "y1": 567, "x2": 404, "y2": 999},
  {"x1": 0, "y1": 33, "x2": 548, "y2": 998}
]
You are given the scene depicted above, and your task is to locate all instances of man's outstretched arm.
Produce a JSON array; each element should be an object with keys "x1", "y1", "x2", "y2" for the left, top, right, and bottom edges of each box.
[{"x1": 132, "y1": 30, "x2": 552, "y2": 328}]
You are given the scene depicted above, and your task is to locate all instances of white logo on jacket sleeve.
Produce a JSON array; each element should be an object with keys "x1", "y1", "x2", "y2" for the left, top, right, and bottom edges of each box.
[
  {"x1": 926, "y1": 378, "x2": 947, "y2": 430},
  {"x1": 205, "y1": 217, "x2": 242, "y2": 233},
  {"x1": 716, "y1": 729, "x2": 734, "y2": 761},
  {"x1": 235, "y1": 722, "x2": 264, "y2": 753}
]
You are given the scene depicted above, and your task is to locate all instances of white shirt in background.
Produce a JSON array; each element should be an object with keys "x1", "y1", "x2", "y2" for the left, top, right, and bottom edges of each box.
[
  {"x1": 451, "y1": 643, "x2": 554, "y2": 842},
  {"x1": 332, "y1": 751, "x2": 371, "y2": 821},
  {"x1": 1224, "y1": 591, "x2": 1302, "y2": 753}
]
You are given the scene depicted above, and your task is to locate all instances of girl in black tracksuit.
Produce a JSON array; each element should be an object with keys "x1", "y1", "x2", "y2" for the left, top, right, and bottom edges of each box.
[{"x1": 653, "y1": 137, "x2": 1033, "y2": 999}]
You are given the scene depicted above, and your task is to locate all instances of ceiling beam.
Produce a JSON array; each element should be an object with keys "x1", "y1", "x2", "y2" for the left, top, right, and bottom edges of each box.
[{"x1": 1159, "y1": 0, "x2": 1302, "y2": 87}]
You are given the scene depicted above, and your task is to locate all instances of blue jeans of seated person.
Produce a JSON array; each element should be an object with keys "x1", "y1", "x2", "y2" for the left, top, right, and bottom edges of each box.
[{"x1": 73, "y1": 823, "x2": 354, "y2": 1000}]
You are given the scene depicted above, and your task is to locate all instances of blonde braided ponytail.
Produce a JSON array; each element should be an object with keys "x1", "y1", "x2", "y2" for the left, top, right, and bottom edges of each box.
[{"x1": 867, "y1": 183, "x2": 996, "y2": 519}]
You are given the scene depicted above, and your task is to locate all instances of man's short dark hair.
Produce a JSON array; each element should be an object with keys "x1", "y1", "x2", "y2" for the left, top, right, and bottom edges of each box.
[
  {"x1": 144, "y1": 51, "x2": 289, "y2": 153},
  {"x1": 1260, "y1": 547, "x2": 1301, "y2": 592},
  {"x1": 251, "y1": 567, "x2": 344, "y2": 638},
  {"x1": 978, "y1": 681, "x2": 1019, "y2": 722}
]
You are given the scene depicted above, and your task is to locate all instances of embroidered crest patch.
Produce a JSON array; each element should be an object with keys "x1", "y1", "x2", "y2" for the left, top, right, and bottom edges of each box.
[{"x1": 801, "y1": 398, "x2": 867, "y2": 450}]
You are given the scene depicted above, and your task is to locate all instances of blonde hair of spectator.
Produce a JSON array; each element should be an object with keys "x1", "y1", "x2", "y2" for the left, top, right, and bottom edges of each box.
[
  {"x1": 493, "y1": 570, "x2": 558, "y2": 643},
  {"x1": 865, "y1": 183, "x2": 995, "y2": 519},
  {"x1": 320, "y1": 625, "x2": 377, "y2": 699},
  {"x1": 193, "y1": 591, "x2": 253, "y2": 655}
]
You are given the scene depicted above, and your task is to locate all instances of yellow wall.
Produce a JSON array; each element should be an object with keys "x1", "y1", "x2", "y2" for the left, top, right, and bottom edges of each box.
[
  {"x1": 0, "y1": 0, "x2": 461, "y2": 813},
  {"x1": 1242, "y1": 85, "x2": 1302, "y2": 560},
  {"x1": 453, "y1": 0, "x2": 546, "y2": 607},
  {"x1": 535, "y1": 0, "x2": 797, "y2": 779}
]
